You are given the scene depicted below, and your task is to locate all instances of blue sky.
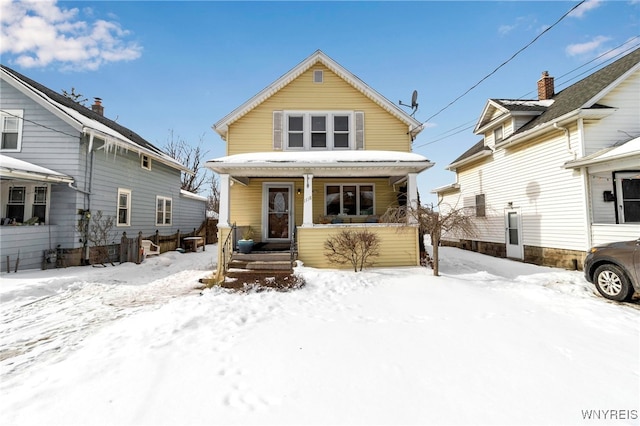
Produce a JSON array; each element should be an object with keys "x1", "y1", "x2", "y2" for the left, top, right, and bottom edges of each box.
[{"x1": 2, "y1": 0, "x2": 639, "y2": 202}]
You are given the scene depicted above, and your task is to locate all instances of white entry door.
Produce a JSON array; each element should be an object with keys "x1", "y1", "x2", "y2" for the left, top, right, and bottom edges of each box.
[
  {"x1": 263, "y1": 184, "x2": 292, "y2": 242},
  {"x1": 505, "y1": 209, "x2": 523, "y2": 259}
]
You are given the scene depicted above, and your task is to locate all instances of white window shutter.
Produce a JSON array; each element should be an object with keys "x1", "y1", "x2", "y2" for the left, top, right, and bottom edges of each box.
[
  {"x1": 273, "y1": 111, "x2": 283, "y2": 150},
  {"x1": 355, "y1": 111, "x2": 364, "y2": 150}
]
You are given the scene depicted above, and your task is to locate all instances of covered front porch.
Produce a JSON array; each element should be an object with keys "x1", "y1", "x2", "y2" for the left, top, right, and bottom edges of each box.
[{"x1": 207, "y1": 150, "x2": 433, "y2": 269}]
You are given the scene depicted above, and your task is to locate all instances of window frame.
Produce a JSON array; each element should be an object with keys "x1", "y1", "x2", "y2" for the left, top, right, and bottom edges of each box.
[
  {"x1": 284, "y1": 111, "x2": 354, "y2": 151},
  {"x1": 493, "y1": 126, "x2": 503, "y2": 144},
  {"x1": 615, "y1": 171, "x2": 640, "y2": 223},
  {"x1": 1, "y1": 110, "x2": 24, "y2": 152},
  {"x1": 141, "y1": 155, "x2": 152, "y2": 170},
  {"x1": 324, "y1": 183, "x2": 375, "y2": 217},
  {"x1": 117, "y1": 188, "x2": 131, "y2": 227},
  {"x1": 313, "y1": 69, "x2": 323, "y2": 83},
  {"x1": 156, "y1": 196, "x2": 173, "y2": 226},
  {"x1": 475, "y1": 194, "x2": 486, "y2": 218}
]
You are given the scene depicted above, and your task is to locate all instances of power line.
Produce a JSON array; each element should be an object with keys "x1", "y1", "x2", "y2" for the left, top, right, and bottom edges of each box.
[
  {"x1": 0, "y1": 109, "x2": 81, "y2": 139},
  {"x1": 414, "y1": 39, "x2": 639, "y2": 150},
  {"x1": 417, "y1": 0, "x2": 586, "y2": 129}
]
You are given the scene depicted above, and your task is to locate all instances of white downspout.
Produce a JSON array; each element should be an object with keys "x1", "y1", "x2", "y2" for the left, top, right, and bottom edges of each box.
[{"x1": 554, "y1": 123, "x2": 575, "y2": 159}]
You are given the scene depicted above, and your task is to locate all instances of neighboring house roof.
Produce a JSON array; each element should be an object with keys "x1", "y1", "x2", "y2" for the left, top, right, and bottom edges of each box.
[
  {"x1": 0, "y1": 64, "x2": 192, "y2": 174},
  {"x1": 213, "y1": 50, "x2": 424, "y2": 140},
  {"x1": 449, "y1": 48, "x2": 640, "y2": 168},
  {"x1": 564, "y1": 136, "x2": 640, "y2": 169},
  {"x1": 207, "y1": 150, "x2": 434, "y2": 178},
  {"x1": 0, "y1": 154, "x2": 74, "y2": 183},
  {"x1": 446, "y1": 139, "x2": 492, "y2": 171}
]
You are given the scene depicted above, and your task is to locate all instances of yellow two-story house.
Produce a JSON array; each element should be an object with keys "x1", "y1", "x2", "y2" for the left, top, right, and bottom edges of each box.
[{"x1": 207, "y1": 50, "x2": 433, "y2": 270}]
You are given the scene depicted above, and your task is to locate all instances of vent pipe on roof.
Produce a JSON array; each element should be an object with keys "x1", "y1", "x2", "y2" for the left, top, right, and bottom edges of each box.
[
  {"x1": 91, "y1": 97, "x2": 104, "y2": 116},
  {"x1": 537, "y1": 71, "x2": 554, "y2": 100}
]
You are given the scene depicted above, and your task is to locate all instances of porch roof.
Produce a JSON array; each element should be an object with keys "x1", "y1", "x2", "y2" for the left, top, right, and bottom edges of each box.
[
  {"x1": 206, "y1": 150, "x2": 434, "y2": 178},
  {"x1": 564, "y1": 136, "x2": 640, "y2": 170},
  {"x1": 0, "y1": 155, "x2": 74, "y2": 183}
]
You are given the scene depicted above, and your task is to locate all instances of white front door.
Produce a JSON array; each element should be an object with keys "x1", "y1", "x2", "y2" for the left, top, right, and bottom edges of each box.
[
  {"x1": 505, "y1": 209, "x2": 523, "y2": 259},
  {"x1": 263, "y1": 184, "x2": 293, "y2": 242}
]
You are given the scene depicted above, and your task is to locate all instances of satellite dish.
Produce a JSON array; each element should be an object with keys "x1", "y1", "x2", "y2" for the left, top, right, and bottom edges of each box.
[{"x1": 399, "y1": 90, "x2": 419, "y2": 116}]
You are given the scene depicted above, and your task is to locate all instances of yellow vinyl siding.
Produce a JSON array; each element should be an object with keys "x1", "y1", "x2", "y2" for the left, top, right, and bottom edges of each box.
[
  {"x1": 227, "y1": 64, "x2": 412, "y2": 155},
  {"x1": 297, "y1": 225, "x2": 419, "y2": 268}
]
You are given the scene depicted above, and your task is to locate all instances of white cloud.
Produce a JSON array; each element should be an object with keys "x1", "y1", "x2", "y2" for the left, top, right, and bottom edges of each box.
[
  {"x1": 568, "y1": 0, "x2": 603, "y2": 18},
  {"x1": 566, "y1": 35, "x2": 612, "y2": 56},
  {"x1": 0, "y1": 0, "x2": 142, "y2": 71}
]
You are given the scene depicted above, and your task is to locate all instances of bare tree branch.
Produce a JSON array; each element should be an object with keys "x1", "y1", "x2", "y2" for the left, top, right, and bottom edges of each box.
[{"x1": 163, "y1": 130, "x2": 209, "y2": 193}]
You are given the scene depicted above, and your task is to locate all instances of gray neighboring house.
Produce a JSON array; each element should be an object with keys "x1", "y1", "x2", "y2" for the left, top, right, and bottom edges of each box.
[{"x1": 1, "y1": 64, "x2": 207, "y2": 271}]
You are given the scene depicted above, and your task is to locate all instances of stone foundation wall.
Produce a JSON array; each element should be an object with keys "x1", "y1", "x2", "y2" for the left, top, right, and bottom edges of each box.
[{"x1": 440, "y1": 239, "x2": 586, "y2": 270}]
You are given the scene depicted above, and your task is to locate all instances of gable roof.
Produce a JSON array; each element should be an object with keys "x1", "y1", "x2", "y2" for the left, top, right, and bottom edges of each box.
[
  {"x1": 0, "y1": 65, "x2": 191, "y2": 173},
  {"x1": 475, "y1": 99, "x2": 551, "y2": 133},
  {"x1": 213, "y1": 50, "x2": 423, "y2": 139},
  {"x1": 450, "y1": 47, "x2": 640, "y2": 168}
]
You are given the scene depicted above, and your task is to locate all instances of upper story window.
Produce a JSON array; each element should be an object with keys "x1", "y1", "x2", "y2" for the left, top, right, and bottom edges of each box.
[
  {"x1": 285, "y1": 111, "x2": 352, "y2": 150},
  {"x1": 313, "y1": 70, "x2": 323, "y2": 83},
  {"x1": 117, "y1": 188, "x2": 131, "y2": 226},
  {"x1": 141, "y1": 155, "x2": 151, "y2": 170},
  {"x1": 1, "y1": 110, "x2": 23, "y2": 152},
  {"x1": 493, "y1": 126, "x2": 503, "y2": 144}
]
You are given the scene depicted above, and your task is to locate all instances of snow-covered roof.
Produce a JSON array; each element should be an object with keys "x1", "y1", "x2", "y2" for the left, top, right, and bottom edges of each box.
[
  {"x1": 0, "y1": 65, "x2": 192, "y2": 174},
  {"x1": 564, "y1": 136, "x2": 640, "y2": 169},
  {"x1": 206, "y1": 150, "x2": 434, "y2": 178},
  {"x1": 180, "y1": 189, "x2": 208, "y2": 202},
  {"x1": 0, "y1": 154, "x2": 74, "y2": 183}
]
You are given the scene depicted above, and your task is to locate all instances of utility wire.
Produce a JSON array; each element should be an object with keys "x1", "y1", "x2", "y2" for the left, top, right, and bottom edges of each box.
[
  {"x1": 417, "y1": 0, "x2": 586, "y2": 129},
  {"x1": 0, "y1": 109, "x2": 81, "y2": 139},
  {"x1": 414, "y1": 38, "x2": 639, "y2": 150}
]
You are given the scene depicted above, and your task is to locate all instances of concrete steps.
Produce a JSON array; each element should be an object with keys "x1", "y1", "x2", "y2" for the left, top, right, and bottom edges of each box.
[{"x1": 229, "y1": 252, "x2": 293, "y2": 272}]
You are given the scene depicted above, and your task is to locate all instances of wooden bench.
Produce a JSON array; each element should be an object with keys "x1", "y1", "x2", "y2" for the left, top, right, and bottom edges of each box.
[
  {"x1": 183, "y1": 236, "x2": 205, "y2": 252},
  {"x1": 141, "y1": 239, "x2": 160, "y2": 256}
]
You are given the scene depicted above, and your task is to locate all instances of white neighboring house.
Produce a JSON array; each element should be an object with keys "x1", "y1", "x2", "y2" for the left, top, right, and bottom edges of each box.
[{"x1": 433, "y1": 48, "x2": 640, "y2": 269}]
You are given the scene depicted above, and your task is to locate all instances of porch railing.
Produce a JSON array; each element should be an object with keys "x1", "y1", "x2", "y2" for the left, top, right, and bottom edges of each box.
[{"x1": 217, "y1": 223, "x2": 236, "y2": 281}]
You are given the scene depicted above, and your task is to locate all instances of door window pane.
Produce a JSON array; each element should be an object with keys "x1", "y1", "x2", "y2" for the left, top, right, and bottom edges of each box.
[{"x1": 508, "y1": 212, "x2": 518, "y2": 245}]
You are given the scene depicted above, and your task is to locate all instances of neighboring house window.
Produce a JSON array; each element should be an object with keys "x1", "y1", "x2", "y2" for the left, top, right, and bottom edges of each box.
[
  {"x1": 615, "y1": 172, "x2": 640, "y2": 223},
  {"x1": 494, "y1": 126, "x2": 503, "y2": 144},
  {"x1": 32, "y1": 186, "x2": 47, "y2": 223},
  {"x1": 314, "y1": 70, "x2": 323, "y2": 83},
  {"x1": 6, "y1": 186, "x2": 25, "y2": 222},
  {"x1": 1, "y1": 110, "x2": 23, "y2": 151},
  {"x1": 475, "y1": 194, "x2": 486, "y2": 217},
  {"x1": 141, "y1": 155, "x2": 151, "y2": 170},
  {"x1": 285, "y1": 111, "x2": 353, "y2": 150},
  {"x1": 156, "y1": 196, "x2": 172, "y2": 226},
  {"x1": 325, "y1": 184, "x2": 374, "y2": 216},
  {"x1": 117, "y1": 188, "x2": 131, "y2": 226}
]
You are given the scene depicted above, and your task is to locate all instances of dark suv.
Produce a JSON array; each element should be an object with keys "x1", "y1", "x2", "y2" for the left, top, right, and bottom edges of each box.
[{"x1": 584, "y1": 238, "x2": 640, "y2": 302}]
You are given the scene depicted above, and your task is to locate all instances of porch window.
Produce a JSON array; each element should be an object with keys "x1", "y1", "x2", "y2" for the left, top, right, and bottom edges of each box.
[
  {"x1": 325, "y1": 184, "x2": 374, "y2": 216},
  {"x1": 6, "y1": 186, "x2": 25, "y2": 222},
  {"x1": 117, "y1": 188, "x2": 131, "y2": 226},
  {"x1": 284, "y1": 111, "x2": 353, "y2": 150},
  {"x1": 32, "y1": 186, "x2": 47, "y2": 223},
  {"x1": 1, "y1": 110, "x2": 23, "y2": 151},
  {"x1": 156, "y1": 196, "x2": 172, "y2": 226},
  {"x1": 616, "y1": 172, "x2": 640, "y2": 223}
]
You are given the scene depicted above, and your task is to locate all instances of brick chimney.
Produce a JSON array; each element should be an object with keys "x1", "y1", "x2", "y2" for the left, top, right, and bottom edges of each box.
[
  {"x1": 537, "y1": 71, "x2": 554, "y2": 100},
  {"x1": 91, "y1": 97, "x2": 104, "y2": 116}
]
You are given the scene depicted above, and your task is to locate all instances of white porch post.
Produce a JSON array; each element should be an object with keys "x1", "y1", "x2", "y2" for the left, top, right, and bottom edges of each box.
[
  {"x1": 407, "y1": 173, "x2": 418, "y2": 224},
  {"x1": 219, "y1": 174, "x2": 230, "y2": 227},
  {"x1": 302, "y1": 173, "x2": 314, "y2": 227}
]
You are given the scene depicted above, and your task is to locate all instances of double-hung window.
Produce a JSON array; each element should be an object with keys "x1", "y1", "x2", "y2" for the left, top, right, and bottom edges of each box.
[
  {"x1": 285, "y1": 112, "x2": 352, "y2": 150},
  {"x1": 156, "y1": 196, "x2": 172, "y2": 226},
  {"x1": 325, "y1": 184, "x2": 374, "y2": 216},
  {"x1": 117, "y1": 188, "x2": 131, "y2": 226},
  {"x1": 33, "y1": 186, "x2": 47, "y2": 223},
  {"x1": 1, "y1": 110, "x2": 23, "y2": 151},
  {"x1": 7, "y1": 186, "x2": 25, "y2": 222}
]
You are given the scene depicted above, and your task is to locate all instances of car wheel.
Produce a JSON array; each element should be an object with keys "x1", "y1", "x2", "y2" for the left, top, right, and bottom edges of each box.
[{"x1": 593, "y1": 264, "x2": 634, "y2": 302}]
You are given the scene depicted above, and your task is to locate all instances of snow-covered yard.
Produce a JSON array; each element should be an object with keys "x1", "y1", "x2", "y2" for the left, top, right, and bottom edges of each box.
[{"x1": 1, "y1": 245, "x2": 638, "y2": 425}]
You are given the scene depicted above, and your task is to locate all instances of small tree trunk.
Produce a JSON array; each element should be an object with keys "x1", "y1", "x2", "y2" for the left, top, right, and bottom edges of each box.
[{"x1": 432, "y1": 233, "x2": 440, "y2": 277}]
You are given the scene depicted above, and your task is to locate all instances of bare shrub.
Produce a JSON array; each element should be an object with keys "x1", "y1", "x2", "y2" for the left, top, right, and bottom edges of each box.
[
  {"x1": 77, "y1": 210, "x2": 116, "y2": 266},
  {"x1": 324, "y1": 229, "x2": 380, "y2": 272}
]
